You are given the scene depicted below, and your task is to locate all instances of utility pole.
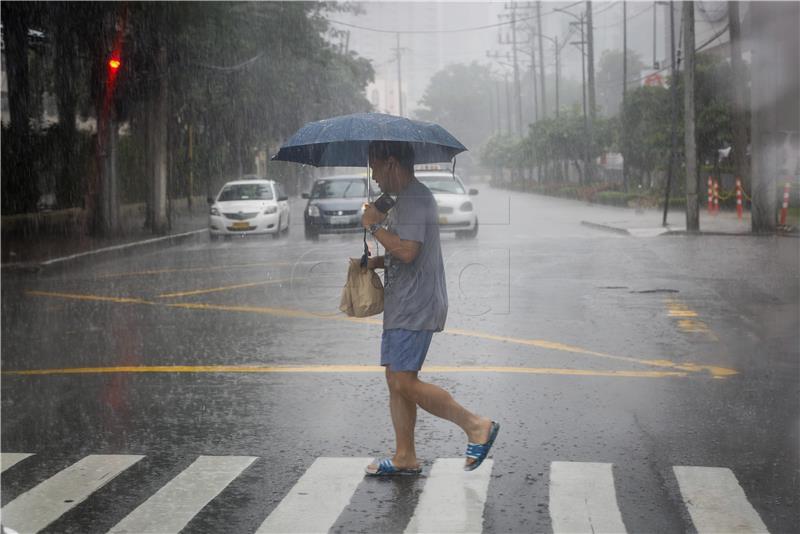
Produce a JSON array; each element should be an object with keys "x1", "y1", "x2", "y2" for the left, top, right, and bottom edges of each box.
[
  {"x1": 683, "y1": 1, "x2": 699, "y2": 231},
  {"x1": 531, "y1": 36, "x2": 539, "y2": 122},
  {"x1": 536, "y1": 1, "x2": 546, "y2": 118},
  {"x1": 505, "y1": 72, "x2": 512, "y2": 136},
  {"x1": 554, "y1": 36, "x2": 561, "y2": 117},
  {"x1": 622, "y1": 1, "x2": 628, "y2": 191},
  {"x1": 496, "y1": 4, "x2": 525, "y2": 135},
  {"x1": 586, "y1": 1, "x2": 596, "y2": 182},
  {"x1": 510, "y1": 7, "x2": 523, "y2": 135},
  {"x1": 662, "y1": 0, "x2": 678, "y2": 227},
  {"x1": 728, "y1": 2, "x2": 749, "y2": 189},
  {"x1": 495, "y1": 79, "x2": 503, "y2": 134},
  {"x1": 571, "y1": 17, "x2": 589, "y2": 185},
  {"x1": 749, "y1": 2, "x2": 798, "y2": 232},
  {"x1": 395, "y1": 33, "x2": 403, "y2": 116},
  {"x1": 652, "y1": 1, "x2": 658, "y2": 68}
]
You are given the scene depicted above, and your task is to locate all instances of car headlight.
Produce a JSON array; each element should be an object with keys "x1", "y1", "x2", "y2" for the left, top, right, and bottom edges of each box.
[
  {"x1": 263, "y1": 205, "x2": 278, "y2": 215},
  {"x1": 460, "y1": 201, "x2": 473, "y2": 212},
  {"x1": 308, "y1": 205, "x2": 320, "y2": 217},
  {"x1": 210, "y1": 206, "x2": 220, "y2": 216}
]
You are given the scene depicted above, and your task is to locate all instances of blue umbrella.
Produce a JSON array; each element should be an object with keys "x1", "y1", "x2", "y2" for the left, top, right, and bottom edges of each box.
[{"x1": 271, "y1": 112, "x2": 467, "y2": 167}]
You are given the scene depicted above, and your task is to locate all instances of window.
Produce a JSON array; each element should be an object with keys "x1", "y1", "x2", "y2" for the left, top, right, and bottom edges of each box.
[
  {"x1": 417, "y1": 175, "x2": 465, "y2": 195},
  {"x1": 311, "y1": 179, "x2": 369, "y2": 199},
  {"x1": 218, "y1": 183, "x2": 274, "y2": 201}
]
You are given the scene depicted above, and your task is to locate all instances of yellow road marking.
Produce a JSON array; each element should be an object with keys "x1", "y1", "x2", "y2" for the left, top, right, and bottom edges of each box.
[
  {"x1": 25, "y1": 290, "x2": 153, "y2": 306},
  {"x1": 24, "y1": 290, "x2": 737, "y2": 378},
  {"x1": 1, "y1": 364, "x2": 688, "y2": 379},
  {"x1": 158, "y1": 278, "x2": 298, "y2": 298},
  {"x1": 97, "y1": 261, "x2": 312, "y2": 279},
  {"x1": 664, "y1": 298, "x2": 719, "y2": 341},
  {"x1": 668, "y1": 310, "x2": 698, "y2": 317}
]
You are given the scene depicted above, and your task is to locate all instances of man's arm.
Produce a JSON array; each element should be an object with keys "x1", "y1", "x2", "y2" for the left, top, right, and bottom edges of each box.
[
  {"x1": 371, "y1": 229, "x2": 420, "y2": 264},
  {"x1": 367, "y1": 255, "x2": 385, "y2": 269},
  {"x1": 362, "y1": 203, "x2": 421, "y2": 264}
]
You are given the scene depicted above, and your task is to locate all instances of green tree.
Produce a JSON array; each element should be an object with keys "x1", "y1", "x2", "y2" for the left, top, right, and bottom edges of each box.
[
  {"x1": 416, "y1": 62, "x2": 495, "y2": 171},
  {"x1": 619, "y1": 85, "x2": 671, "y2": 186},
  {"x1": 1, "y1": 1, "x2": 375, "y2": 221},
  {"x1": 595, "y1": 49, "x2": 645, "y2": 117}
]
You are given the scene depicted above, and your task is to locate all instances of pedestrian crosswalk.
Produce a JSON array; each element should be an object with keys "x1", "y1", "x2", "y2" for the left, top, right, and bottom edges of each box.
[{"x1": 0, "y1": 452, "x2": 771, "y2": 534}]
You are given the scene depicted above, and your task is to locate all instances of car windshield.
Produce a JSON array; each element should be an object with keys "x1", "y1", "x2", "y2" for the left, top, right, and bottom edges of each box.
[
  {"x1": 311, "y1": 179, "x2": 370, "y2": 199},
  {"x1": 218, "y1": 184, "x2": 273, "y2": 201},
  {"x1": 418, "y1": 177, "x2": 465, "y2": 195}
]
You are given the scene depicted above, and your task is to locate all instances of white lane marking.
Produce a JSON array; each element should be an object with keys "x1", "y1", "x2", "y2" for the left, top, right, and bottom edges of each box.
[
  {"x1": 404, "y1": 458, "x2": 493, "y2": 534},
  {"x1": 108, "y1": 455, "x2": 257, "y2": 534},
  {"x1": 673, "y1": 466, "x2": 769, "y2": 533},
  {"x1": 0, "y1": 454, "x2": 143, "y2": 533},
  {"x1": 549, "y1": 461, "x2": 627, "y2": 534},
  {"x1": 1, "y1": 453, "x2": 34, "y2": 473},
  {"x1": 256, "y1": 457, "x2": 370, "y2": 534}
]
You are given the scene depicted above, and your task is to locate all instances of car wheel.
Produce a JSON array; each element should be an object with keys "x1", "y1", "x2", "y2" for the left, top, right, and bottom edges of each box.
[
  {"x1": 273, "y1": 216, "x2": 282, "y2": 239},
  {"x1": 456, "y1": 219, "x2": 479, "y2": 239},
  {"x1": 466, "y1": 218, "x2": 479, "y2": 239},
  {"x1": 283, "y1": 213, "x2": 290, "y2": 234},
  {"x1": 209, "y1": 232, "x2": 219, "y2": 241},
  {"x1": 305, "y1": 226, "x2": 319, "y2": 241}
]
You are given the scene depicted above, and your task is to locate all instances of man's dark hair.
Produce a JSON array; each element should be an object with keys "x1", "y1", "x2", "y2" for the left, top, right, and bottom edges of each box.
[{"x1": 368, "y1": 141, "x2": 415, "y2": 172}]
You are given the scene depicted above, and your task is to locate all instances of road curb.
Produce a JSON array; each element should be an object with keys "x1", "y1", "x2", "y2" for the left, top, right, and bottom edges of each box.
[
  {"x1": 2, "y1": 228, "x2": 206, "y2": 275},
  {"x1": 579, "y1": 221, "x2": 631, "y2": 236}
]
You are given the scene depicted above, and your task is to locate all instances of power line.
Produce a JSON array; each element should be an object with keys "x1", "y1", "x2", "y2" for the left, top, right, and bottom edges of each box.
[
  {"x1": 595, "y1": 21, "x2": 729, "y2": 92},
  {"x1": 326, "y1": 3, "x2": 580, "y2": 35},
  {"x1": 594, "y1": 3, "x2": 651, "y2": 29}
]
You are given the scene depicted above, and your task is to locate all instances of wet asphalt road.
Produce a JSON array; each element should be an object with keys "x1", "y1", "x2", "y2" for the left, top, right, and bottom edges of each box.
[{"x1": 2, "y1": 185, "x2": 799, "y2": 533}]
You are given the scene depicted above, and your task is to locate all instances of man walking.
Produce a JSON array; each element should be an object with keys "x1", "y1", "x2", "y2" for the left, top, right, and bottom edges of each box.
[{"x1": 361, "y1": 141, "x2": 499, "y2": 475}]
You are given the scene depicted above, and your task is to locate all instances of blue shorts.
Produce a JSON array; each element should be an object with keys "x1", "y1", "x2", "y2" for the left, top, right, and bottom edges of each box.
[{"x1": 381, "y1": 329, "x2": 434, "y2": 372}]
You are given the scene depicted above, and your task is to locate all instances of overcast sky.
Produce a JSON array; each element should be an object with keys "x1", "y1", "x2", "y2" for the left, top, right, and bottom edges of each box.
[{"x1": 328, "y1": 1, "x2": 731, "y2": 115}]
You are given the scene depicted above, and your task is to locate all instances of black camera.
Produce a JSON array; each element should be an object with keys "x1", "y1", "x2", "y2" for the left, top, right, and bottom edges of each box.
[{"x1": 373, "y1": 193, "x2": 396, "y2": 213}]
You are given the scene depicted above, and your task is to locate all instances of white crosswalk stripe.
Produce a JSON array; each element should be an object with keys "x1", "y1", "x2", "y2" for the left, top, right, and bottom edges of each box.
[
  {"x1": 0, "y1": 452, "x2": 775, "y2": 534},
  {"x1": 1, "y1": 453, "x2": 34, "y2": 473},
  {"x1": 255, "y1": 457, "x2": 371, "y2": 534},
  {"x1": 674, "y1": 466, "x2": 769, "y2": 534},
  {"x1": 549, "y1": 461, "x2": 628, "y2": 534},
  {"x1": 404, "y1": 458, "x2": 493, "y2": 534},
  {"x1": 0, "y1": 454, "x2": 144, "y2": 533},
  {"x1": 108, "y1": 455, "x2": 257, "y2": 534}
]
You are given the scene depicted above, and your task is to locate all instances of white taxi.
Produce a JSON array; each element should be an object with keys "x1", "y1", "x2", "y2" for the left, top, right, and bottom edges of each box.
[
  {"x1": 416, "y1": 170, "x2": 479, "y2": 238},
  {"x1": 208, "y1": 178, "x2": 290, "y2": 239}
]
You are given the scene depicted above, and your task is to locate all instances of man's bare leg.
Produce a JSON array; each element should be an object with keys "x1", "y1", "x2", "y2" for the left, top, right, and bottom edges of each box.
[
  {"x1": 366, "y1": 369, "x2": 420, "y2": 473},
  {"x1": 389, "y1": 371, "x2": 493, "y2": 468},
  {"x1": 389, "y1": 386, "x2": 419, "y2": 468}
]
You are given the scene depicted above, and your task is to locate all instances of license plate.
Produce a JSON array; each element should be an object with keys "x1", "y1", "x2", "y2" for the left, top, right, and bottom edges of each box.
[
  {"x1": 232, "y1": 221, "x2": 250, "y2": 229},
  {"x1": 330, "y1": 215, "x2": 350, "y2": 225},
  {"x1": 438, "y1": 216, "x2": 448, "y2": 225}
]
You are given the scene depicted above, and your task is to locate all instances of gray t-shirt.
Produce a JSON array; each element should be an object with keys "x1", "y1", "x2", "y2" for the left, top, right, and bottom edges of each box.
[{"x1": 382, "y1": 178, "x2": 448, "y2": 332}]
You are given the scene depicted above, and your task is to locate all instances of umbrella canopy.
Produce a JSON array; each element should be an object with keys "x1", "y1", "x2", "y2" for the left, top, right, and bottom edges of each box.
[{"x1": 271, "y1": 112, "x2": 467, "y2": 167}]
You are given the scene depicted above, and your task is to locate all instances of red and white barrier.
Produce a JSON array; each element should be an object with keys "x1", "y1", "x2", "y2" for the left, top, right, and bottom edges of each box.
[
  {"x1": 736, "y1": 178, "x2": 743, "y2": 220},
  {"x1": 779, "y1": 181, "x2": 791, "y2": 225},
  {"x1": 707, "y1": 177, "x2": 714, "y2": 213},
  {"x1": 713, "y1": 179, "x2": 720, "y2": 215}
]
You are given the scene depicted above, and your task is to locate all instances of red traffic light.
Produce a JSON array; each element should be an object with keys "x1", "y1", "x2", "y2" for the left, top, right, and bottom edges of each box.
[{"x1": 108, "y1": 58, "x2": 121, "y2": 71}]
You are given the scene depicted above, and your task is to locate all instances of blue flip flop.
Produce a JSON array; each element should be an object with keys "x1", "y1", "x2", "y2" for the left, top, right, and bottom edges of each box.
[
  {"x1": 365, "y1": 458, "x2": 422, "y2": 476},
  {"x1": 464, "y1": 421, "x2": 500, "y2": 471}
]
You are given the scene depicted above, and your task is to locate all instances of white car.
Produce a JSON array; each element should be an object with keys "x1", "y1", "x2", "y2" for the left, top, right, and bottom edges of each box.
[
  {"x1": 208, "y1": 178, "x2": 290, "y2": 239},
  {"x1": 416, "y1": 171, "x2": 479, "y2": 238}
]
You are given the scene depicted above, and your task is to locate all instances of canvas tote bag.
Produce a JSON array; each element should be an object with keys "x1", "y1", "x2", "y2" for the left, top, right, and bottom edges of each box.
[{"x1": 339, "y1": 258, "x2": 384, "y2": 317}]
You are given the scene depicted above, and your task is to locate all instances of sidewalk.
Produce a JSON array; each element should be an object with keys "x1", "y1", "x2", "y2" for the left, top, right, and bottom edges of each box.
[
  {"x1": 1, "y1": 210, "x2": 208, "y2": 271},
  {"x1": 580, "y1": 208, "x2": 787, "y2": 237}
]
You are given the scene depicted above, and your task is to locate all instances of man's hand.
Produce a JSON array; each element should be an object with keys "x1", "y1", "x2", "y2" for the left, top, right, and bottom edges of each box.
[
  {"x1": 362, "y1": 203, "x2": 386, "y2": 228},
  {"x1": 350, "y1": 256, "x2": 384, "y2": 269}
]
